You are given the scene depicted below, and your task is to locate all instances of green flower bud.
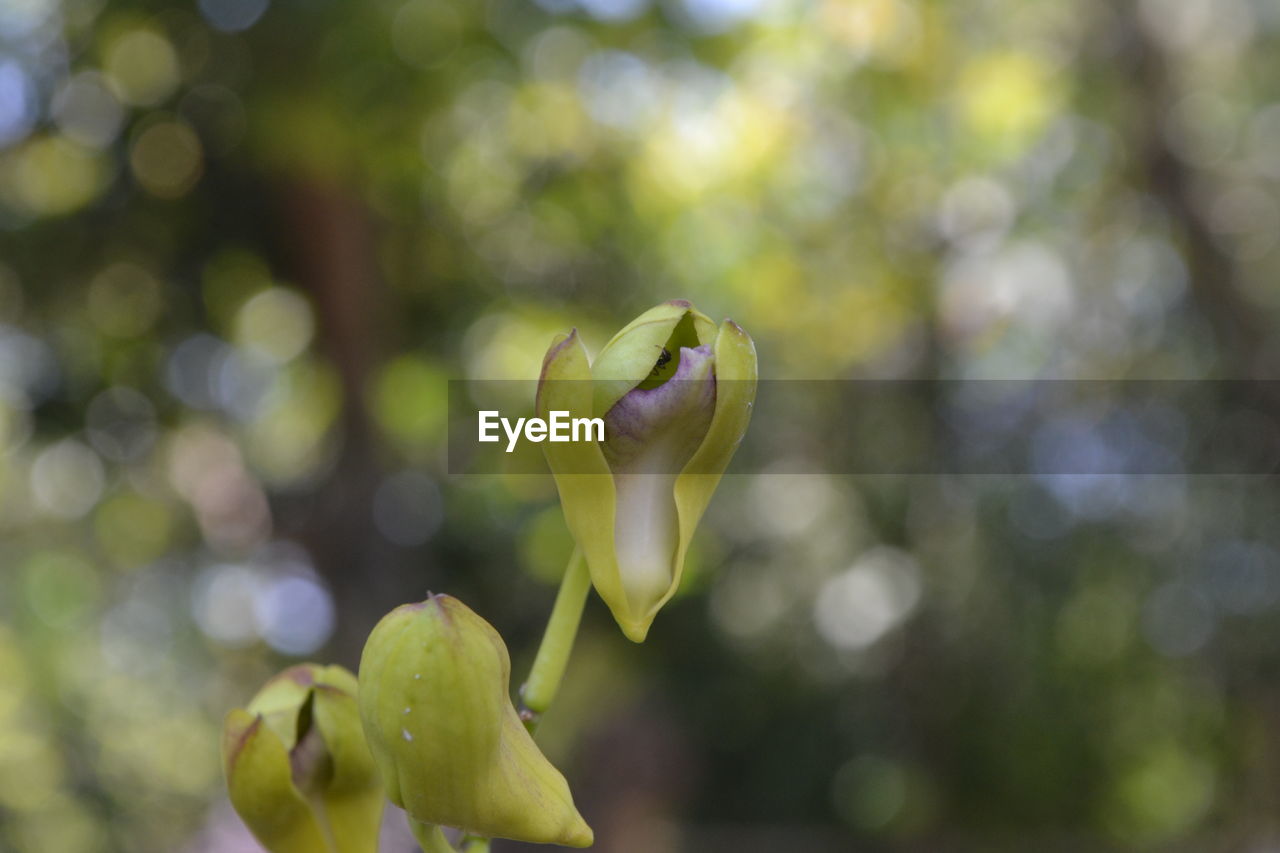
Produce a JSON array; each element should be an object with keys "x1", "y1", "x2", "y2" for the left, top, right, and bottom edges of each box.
[
  {"x1": 358, "y1": 594, "x2": 593, "y2": 848},
  {"x1": 222, "y1": 664, "x2": 383, "y2": 853},
  {"x1": 537, "y1": 300, "x2": 757, "y2": 642}
]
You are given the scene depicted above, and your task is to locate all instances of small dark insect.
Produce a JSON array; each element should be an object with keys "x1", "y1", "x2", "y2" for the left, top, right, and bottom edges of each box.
[{"x1": 651, "y1": 347, "x2": 672, "y2": 376}]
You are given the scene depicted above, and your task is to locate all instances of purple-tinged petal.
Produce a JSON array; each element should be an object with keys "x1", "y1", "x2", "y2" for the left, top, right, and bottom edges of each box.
[{"x1": 601, "y1": 345, "x2": 715, "y2": 611}]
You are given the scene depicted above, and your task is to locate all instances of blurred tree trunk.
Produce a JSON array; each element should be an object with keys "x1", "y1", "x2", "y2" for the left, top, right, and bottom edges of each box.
[
  {"x1": 273, "y1": 176, "x2": 389, "y2": 661},
  {"x1": 1113, "y1": 1, "x2": 1280, "y2": 835},
  {"x1": 1118, "y1": 5, "x2": 1279, "y2": 383}
]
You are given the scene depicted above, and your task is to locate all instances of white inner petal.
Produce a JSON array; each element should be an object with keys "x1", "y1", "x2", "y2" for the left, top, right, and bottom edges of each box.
[{"x1": 612, "y1": 471, "x2": 682, "y2": 611}]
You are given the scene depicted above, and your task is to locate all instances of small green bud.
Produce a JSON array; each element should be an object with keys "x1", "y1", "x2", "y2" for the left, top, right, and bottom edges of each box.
[
  {"x1": 358, "y1": 594, "x2": 593, "y2": 848},
  {"x1": 537, "y1": 300, "x2": 758, "y2": 641},
  {"x1": 222, "y1": 664, "x2": 383, "y2": 853}
]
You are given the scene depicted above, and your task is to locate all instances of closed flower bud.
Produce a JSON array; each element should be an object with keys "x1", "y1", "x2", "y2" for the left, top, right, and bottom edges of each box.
[
  {"x1": 537, "y1": 300, "x2": 757, "y2": 642},
  {"x1": 358, "y1": 594, "x2": 593, "y2": 848},
  {"x1": 222, "y1": 664, "x2": 383, "y2": 853}
]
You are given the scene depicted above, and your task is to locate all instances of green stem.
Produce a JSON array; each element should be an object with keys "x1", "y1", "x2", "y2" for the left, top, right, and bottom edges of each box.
[
  {"x1": 460, "y1": 836, "x2": 490, "y2": 853},
  {"x1": 408, "y1": 819, "x2": 455, "y2": 853},
  {"x1": 520, "y1": 545, "x2": 590, "y2": 732}
]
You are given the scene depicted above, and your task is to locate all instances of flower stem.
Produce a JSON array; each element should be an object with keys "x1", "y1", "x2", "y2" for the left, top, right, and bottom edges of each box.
[
  {"x1": 408, "y1": 819, "x2": 455, "y2": 853},
  {"x1": 520, "y1": 545, "x2": 590, "y2": 733}
]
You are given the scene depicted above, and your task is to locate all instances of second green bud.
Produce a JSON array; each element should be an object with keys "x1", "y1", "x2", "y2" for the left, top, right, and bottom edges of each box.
[{"x1": 358, "y1": 594, "x2": 593, "y2": 847}]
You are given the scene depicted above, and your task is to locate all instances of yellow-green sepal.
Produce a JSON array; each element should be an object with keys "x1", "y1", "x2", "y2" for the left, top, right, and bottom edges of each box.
[
  {"x1": 536, "y1": 330, "x2": 635, "y2": 640},
  {"x1": 589, "y1": 300, "x2": 716, "y2": 416},
  {"x1": 311, "y1": 683, "x2": 383, "y2": 853},
  {"x1": 670, "y1": 315, "x2": 757, "y2": 568},
  {"x1": 667, "y1": 319, "x2": 757, "y2": 615},
  {"x1": 222, "y1": 708, "x2": 331, "y2": 853}
]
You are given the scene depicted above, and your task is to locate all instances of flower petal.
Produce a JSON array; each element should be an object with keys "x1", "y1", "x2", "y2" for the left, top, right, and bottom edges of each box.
[
  {"x1": 222, "y1": 708, "x2": 331, "y2": 853},
  {"x1": 670, "y1": 320, "x2": 757, "y2": 607},
  {"x1": 603, "y1": 345, "x2": 716, "y2": 618},
  {"x1": 311, "y1": 682, "x2": 383, "y2": 853},
  {"x1": 535, "y1": 330, "x2": 632, "y2": 634},
  {"x1": 589, "y1": 299, "x2": 716, "y2": 417}
]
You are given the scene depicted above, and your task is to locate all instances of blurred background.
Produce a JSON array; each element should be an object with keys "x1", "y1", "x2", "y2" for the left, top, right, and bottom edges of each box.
[{"x1": 3, "y1": 0, "x2": 1280, "y2": 850}]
